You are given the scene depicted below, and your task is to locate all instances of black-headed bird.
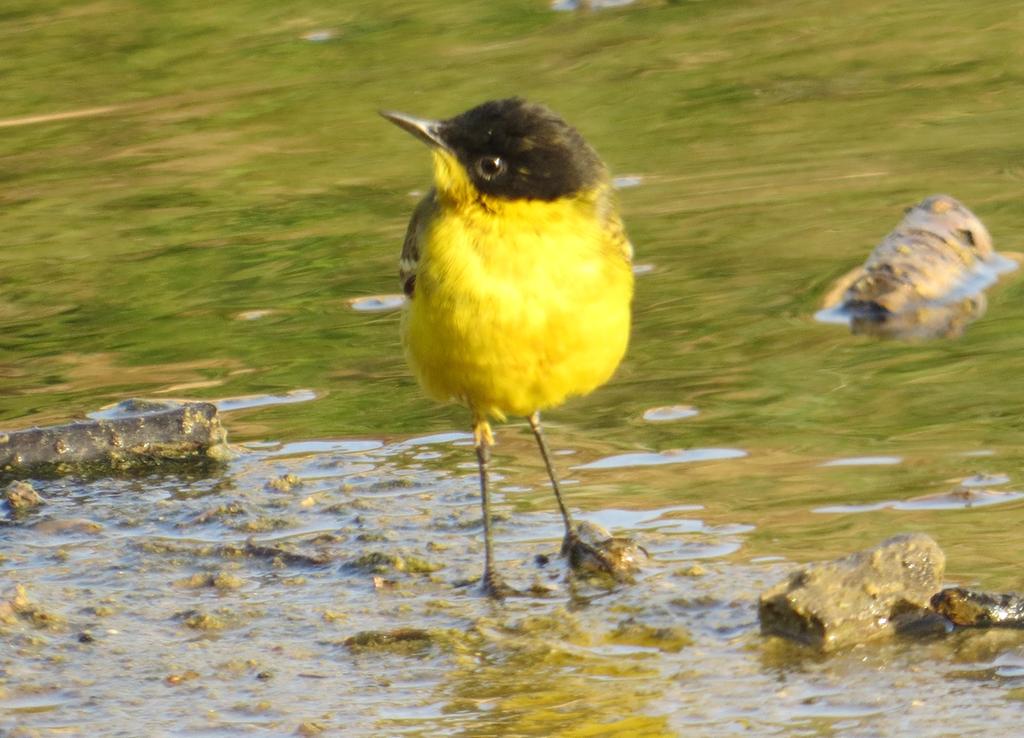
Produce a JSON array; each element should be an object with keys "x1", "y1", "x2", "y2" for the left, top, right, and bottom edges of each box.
[{"x1": 381, "y1": 98, "x2": 633, "y2": 596}]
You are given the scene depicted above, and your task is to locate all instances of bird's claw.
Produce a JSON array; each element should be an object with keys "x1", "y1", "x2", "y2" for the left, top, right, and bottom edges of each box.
[{"x1": 482, "y1": 570, "x2": 518, "y2": 600}]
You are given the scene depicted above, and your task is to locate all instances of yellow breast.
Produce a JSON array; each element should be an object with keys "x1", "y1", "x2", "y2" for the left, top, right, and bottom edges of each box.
[{"x1": 403, "y1": 188, "x2": 633, "y2": 421}]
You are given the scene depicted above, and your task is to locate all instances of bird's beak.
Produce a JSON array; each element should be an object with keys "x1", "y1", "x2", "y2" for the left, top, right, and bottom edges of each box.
[{"x1": 380, "y1": 110, "x2": 451, "y2": 152}]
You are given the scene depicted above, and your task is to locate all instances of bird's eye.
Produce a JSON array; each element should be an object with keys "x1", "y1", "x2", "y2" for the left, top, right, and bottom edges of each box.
[{"x1": 475, "y1": 155, "x2": 506, "y2": 181}]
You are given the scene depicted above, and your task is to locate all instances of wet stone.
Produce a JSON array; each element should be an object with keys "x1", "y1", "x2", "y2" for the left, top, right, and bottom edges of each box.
[
  {"x1": 817, "y1": 194, "x2": 1016, "y2": 340},
  {"x1": 349, "y1": 551, "x2": 442, "y2": 575},
  {"x1": 0, "y1": 400, "x2": 230, "y2": 477},
  {"x1": 266, "y1": 473, "x2": 301, "y2": 493},
  {"x1": 189, "y1": 501, "x2": 246, "y2": 525},
  {"x1": 165, "y1": 670, "x2": 201, "y2": 685},
  {"x1": 174, "y1": 571, "x2": 245, "y2": 591},
  {"x1": 931, "y1": 588, "x2": 1024, "y2": 628},
  {"x1": 32, "y1": 518, "x2": 103, "y2": 536},
  {"x1": 355, "y1": 531, "x2": 395, "y2": 543},
  {"x1": 176, "y1": 607, "x2": 245, "y2": 631},
  {"x1": 343, "y1": 627, "x2": 437, "y2": 653},
  {"x1": 758, "y1": 533, "x2": 945, "y2": 651},
  {"x1": 3, "y1": 480, "x2": 44, "y2": 516},
  {"x1": 567, "y1": 520, "x2": 647, "y2": 581},
  {"x1": 674, "y1": 564, "x2": 708, "y2": 577},
  {"x1": 236, "y1": 542, "x2": 333, "y2": 568},
  {"x1": 229, "y1": 515, "x2": 295, "y2": 533},
  {"x1": 608, "y1": 619, "x2": 692, "y2": 653},
  {"x1": 0, "y1": 584, "x2": 64, "y2": 630}
]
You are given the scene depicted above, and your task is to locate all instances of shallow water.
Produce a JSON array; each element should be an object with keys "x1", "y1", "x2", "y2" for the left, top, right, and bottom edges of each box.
[{"x1": 4, "y1": 0, "x2": 1024, "y2": 735}]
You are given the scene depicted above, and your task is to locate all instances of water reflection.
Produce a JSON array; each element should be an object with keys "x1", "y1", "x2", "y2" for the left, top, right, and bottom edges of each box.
[
  {"x1": 819, "y1": 455, "x2": 902, "y2": 467},
  {"x1": 816, "y1": 486, "x2": 1024, "y2": 513},
  {"x1": 612, "y1": 174, "x2": 644, "y2": 189},
  {"x1": 346, "y1": 294, "x2": 407, "y2": 313},
  {"x1": 642, "y1": 404, "x2": 699, "y2": 422},
  {"x1": 89, "y1": 390, "x2": 320, "y2": 418},
  {"x1": 232, "y1": 308, "x2": 278, "y2": 321},
  {"x1": 214, "y1": 389, "x2": 318, "y2": 412},
  {"x1": 574, "y1": 447, "x2": 747, "y2": 470}
]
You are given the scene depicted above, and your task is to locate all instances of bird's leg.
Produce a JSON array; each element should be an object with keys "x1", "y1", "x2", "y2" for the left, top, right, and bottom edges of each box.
[
  {"x1": 528, "y1": 412, "x2": 624, "y2": 576},
  {"x1": 474, "y1": 418, "x2": 509, "y2": 598},
  {"x1": 527, "y1": 411, "x2": 578, "y2": 554}
]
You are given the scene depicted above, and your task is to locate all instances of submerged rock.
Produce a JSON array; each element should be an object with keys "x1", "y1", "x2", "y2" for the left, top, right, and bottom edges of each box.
[
  {"x1": 343, "y1": 627, "x2": 437, "y2": 653},
  {"x1": 32, "y1": 518, "x2": 103, "y2": 536},
  {"x1": 758, "y1": 533, "x2": 945, "y2": 651},
  {"x1": 235, "y1": 541, "x2": 333, "y2": 568},
  {"x1": 348, "y1": 550, "x2": 442, "y2": 575},
  {"x1": 931, "y1": 587, "x2": 1024, "y2": 628},
  {"x1": 0, "y1": 400, "x2": 230, "y2": 477},
  {"x1": 817, "y1": 194, "x2": 1017, "y2": 339},
  {"x1": 0, "y1": 584, "x2": 64, "y2": 629},
  {"x1": 608, "y1": 618, "x2": 692, "y2": 653},
  {"x1": 3, "y1": 480, "x2": 44, "y2": 516}
]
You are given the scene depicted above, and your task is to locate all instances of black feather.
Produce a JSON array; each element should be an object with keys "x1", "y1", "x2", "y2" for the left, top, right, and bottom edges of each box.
[{"x1": 439, "y1": 98, "x2": 605, "y2": 201}]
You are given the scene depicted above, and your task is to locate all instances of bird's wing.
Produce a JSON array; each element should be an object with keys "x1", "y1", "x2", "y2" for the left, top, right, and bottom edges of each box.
[
  {"x1": 399, "y1": 189, "x2": 438, "y2": 298},
  {"x1": 597, "y1": 183, "x2": 633, "y2": 263}
]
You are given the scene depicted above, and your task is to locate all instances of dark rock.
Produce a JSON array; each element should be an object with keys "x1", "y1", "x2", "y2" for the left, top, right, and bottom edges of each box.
[
  {"x1": 931, "y1": 587, "x2": 1024, "y2": 628},
  {"x1": 758, "y1": 533, "x2": 945, "y2": 651}
]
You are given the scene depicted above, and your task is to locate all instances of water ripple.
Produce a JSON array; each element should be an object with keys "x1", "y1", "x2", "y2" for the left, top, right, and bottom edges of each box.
[{"x1": 574, "y1": 447, "x2": 747, "y2": 470}]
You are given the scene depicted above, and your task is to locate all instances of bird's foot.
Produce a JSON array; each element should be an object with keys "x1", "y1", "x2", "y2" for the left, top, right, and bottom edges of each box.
[
  {"x1": 565, "y1": 535, "x2": 618, "y2": 576},
  {"x1": 560, "y1": 528, "x2": 580, "y2": 557},
  {"x1": 481, "y1": 569, "x2": 518, "y2": 600}
]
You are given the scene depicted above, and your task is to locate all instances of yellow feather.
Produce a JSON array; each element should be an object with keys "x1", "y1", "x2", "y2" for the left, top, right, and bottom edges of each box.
[{"x1": 402, "y1": 150, "x2": 633, "y2": 422}]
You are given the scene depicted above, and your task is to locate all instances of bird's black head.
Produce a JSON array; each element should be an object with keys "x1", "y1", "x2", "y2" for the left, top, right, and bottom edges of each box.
[
  {"x1": 382, "y1": 98, "x2": 606, "y2": 202},
  {"x1": 440, "y1": 98, "x2": 605, "y2": 201}
]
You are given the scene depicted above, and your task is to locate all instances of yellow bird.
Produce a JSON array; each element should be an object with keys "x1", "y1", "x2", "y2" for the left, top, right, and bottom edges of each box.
[{"x1": 381, "y1": 98, "x2": 634, "y2": 596}]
